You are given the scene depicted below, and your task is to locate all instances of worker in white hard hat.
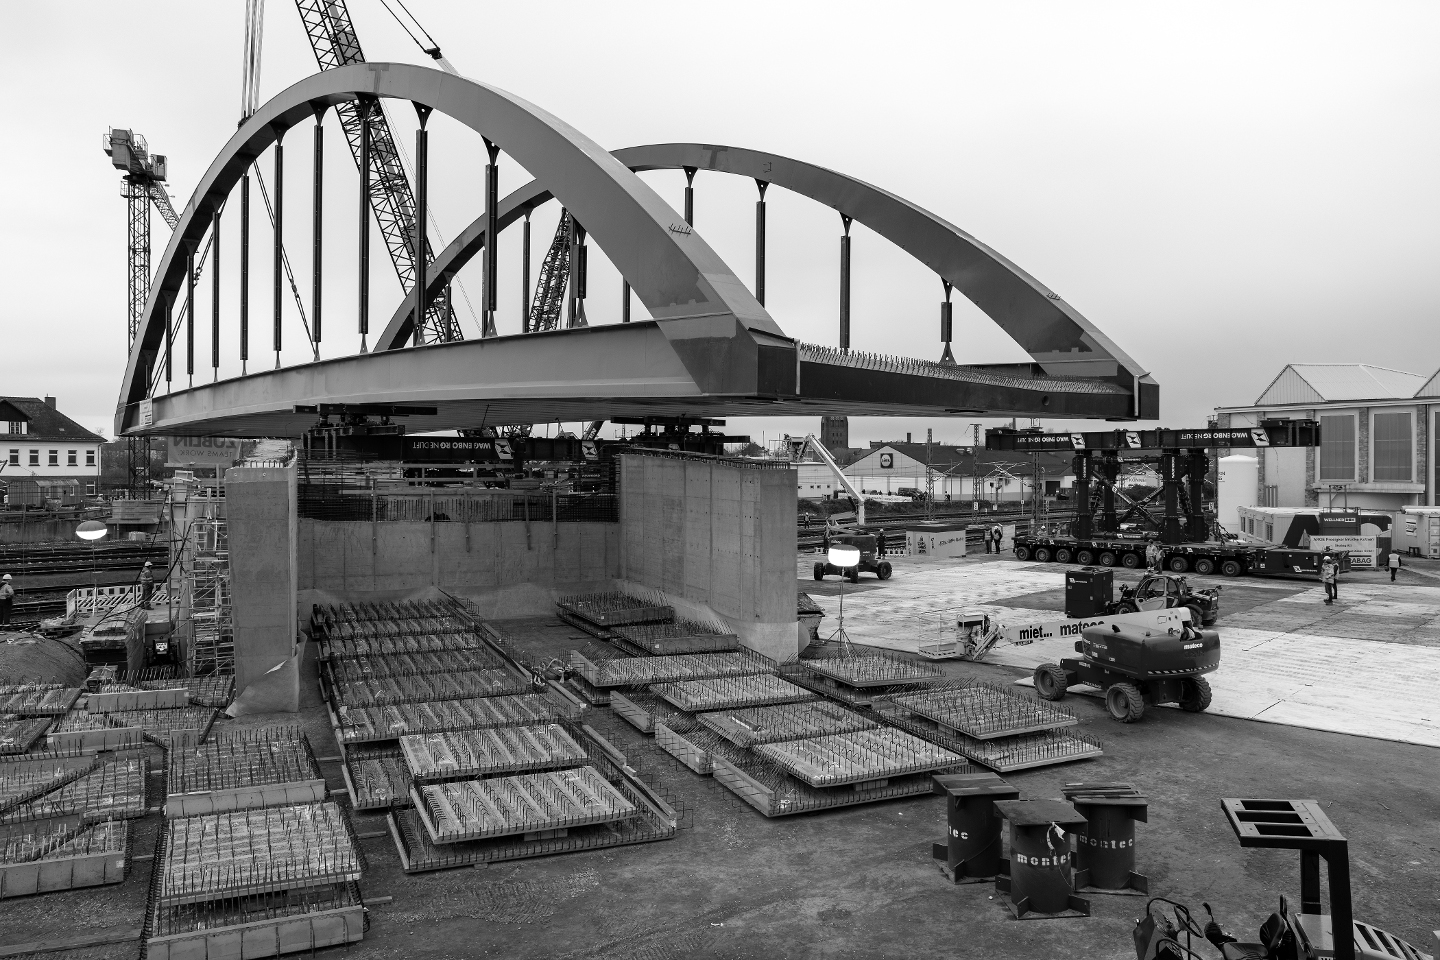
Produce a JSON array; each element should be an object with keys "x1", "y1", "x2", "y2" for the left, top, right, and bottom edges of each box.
[
  {"x1": 0, "y1": 574, "x2": 14, "y2": 626},
  {"x1": 139, "y1": 562, "x2": 156, "y2": 609}
]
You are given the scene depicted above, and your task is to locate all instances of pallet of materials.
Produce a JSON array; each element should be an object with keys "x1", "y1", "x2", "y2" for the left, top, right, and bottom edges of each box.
[
  {"x1": 0, "y1": 816, "x2": 128, "y2": 898},
  {"x1": 752, "y1": 728, "x2": 966, "y2": 788},
  {"x1": 86, "y1": 685, "x2": 190, "y2": 712},
  {"x1": 165, "y1": 729, "x2": 325, "y2": 818},
  {"x1": 876, "y1": 681, "x2": 1078, "y2": 740},
  {"x1": 158, "y1": 802, "x2": 362, "y2": 907},
  {"x1": 0, "y1": 685, "x2": 81, "y2": 717},
  {"x1": 881, "y1": 711, "x2": 1103, "y2": 773},
  {"x1": 0, "y1": 755, "x2": 149, "y2": 824},
  {"x1": 401, "y1": 724, "x2": 589, "y2": 784},
  {"x1": 331, "y1": 692, "x2": 578, "y2": 745},
  {"x1": 697, "y1": 701, "x2": 880, "y2": 749},
  {"x1": 556, "y1": 592, "x2": 674, "y2": 628},
  {"x1": 342, "y1": 746, "x2": 412, "y2": 811},
  {"x1": 147, "y1": 881, "x2": 366, "y2": 960},
  {"x1": 566, "y1": 650, "x2": 770, "y2": 689},
  {"x1": 411, "y1": 765, "x2": 634, "y2": 843},
  {"x1": 608, "y1": 619, "x2": 740, "y2": 656},
  {"x1": 711, "y1": 750, "x2": 968, "y2": 818},
  {"x1": 651, "y1": 674, "x2": 816, "y2": 713},
  {"x1": 329, "y1": 668, "x2": 530, "y2": 707},
  {"x1": 388, "y1": 737, "x2": 678, "y2": 871},
  {"x1": 0, "y1": 716, "x2": 51, "y2": 756}
]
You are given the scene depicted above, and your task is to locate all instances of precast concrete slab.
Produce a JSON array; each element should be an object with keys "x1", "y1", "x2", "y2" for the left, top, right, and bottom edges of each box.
[{"x1": 800, "y1": 555, "x2": 1440, "y2": 749}]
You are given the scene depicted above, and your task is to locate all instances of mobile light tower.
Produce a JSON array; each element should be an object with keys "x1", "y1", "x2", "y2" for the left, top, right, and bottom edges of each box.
[{"x1": 103, "y1": 129, "x2": 179, "y2": 498}]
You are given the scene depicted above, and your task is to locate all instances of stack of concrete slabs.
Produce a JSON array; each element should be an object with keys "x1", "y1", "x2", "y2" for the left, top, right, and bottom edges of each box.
[
  {"x1": 165, "y1": 730, "x2": 325, "y2": 818},
  {"x1": 0, "y1": 754, "x2": 149, "y2": 824},
  {"x1": 332, "y1": 693, "x2": 576, "y2": 745},
  {"x1": 566, "y1": 650, "x2": 770, "y2": 689},
  {"x1": 752, "y1": 728, "x2": 967, "y2": 788},
  {"x1": 0, "y1": 814, "x2": 128, "y2": 898},
  {"x1": 651, "y1": 674, "x2": 815, "y2": 713},
  {"x1": 0, "y1": 685, "x2": 82, "y2": 717},
  {"x1": 556, "y1": 593, "x2": 674, "y2": 628},
  {"x1": 400, "y1": 724, "x2": 589, "y2": 784},
  {"x1": 410, "y1": 766, "x2": 636, "y2": 843},
  {"x1": 608, "y1": 620, "x2": 740, "y2": 657},
  {"x1": 342, "y1": 745, "x2": 412, "y2": 811},
  {"x1": 698, "y1": 701, "x2": 880, "y2": 749},
  {"x1": 329, "y1": 669, "x2": 530, "y2": 707}
]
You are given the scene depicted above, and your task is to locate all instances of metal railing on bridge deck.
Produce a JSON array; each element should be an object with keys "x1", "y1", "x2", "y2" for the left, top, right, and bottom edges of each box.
[{"x1": 297, "y1": 485, "x2": 619, "y2": 524}]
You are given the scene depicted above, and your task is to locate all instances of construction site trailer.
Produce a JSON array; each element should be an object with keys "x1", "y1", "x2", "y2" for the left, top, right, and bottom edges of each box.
[{"x1": 1395, "y1": 507, "x2": 1440, "y2": 558}]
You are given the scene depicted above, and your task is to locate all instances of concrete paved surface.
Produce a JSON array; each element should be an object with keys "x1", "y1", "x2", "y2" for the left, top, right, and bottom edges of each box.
[
  {"x1": 3, "y1": 603, "x2": 1437, "y2": 960},
  {"x1": 802, "y1": 554, "x2": 1440, "y2": 747}
]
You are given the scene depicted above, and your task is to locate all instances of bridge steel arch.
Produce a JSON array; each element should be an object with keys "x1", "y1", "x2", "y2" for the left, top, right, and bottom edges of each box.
[
  {"x1": 116, "y1": 63, "x2": 785, "y2": 435},
  {"x1": 376, "y1": 143, "x2": 1151, "y2": 396}
]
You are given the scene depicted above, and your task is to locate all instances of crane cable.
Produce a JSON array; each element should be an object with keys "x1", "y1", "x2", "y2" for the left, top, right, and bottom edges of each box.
[
  {"x1": 377, "y1": 0, "x2": 457, "y2": 75},
  {"x1": 241, "y1": 0, "x2": 266, "y2": 121}
]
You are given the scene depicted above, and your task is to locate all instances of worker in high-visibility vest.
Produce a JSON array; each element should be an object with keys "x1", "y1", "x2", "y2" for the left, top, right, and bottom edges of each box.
[{"x1": 0, "y1": 574, "x2": 14, "y2": 626}]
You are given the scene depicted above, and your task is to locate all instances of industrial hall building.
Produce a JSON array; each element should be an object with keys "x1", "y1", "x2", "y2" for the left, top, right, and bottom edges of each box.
[
  {"x1": 1213, "y1": 363, "x2": 1439, "y2": 511},
  {"x1": 0, "y1": 396, "x2": 105, "y2": 496}
]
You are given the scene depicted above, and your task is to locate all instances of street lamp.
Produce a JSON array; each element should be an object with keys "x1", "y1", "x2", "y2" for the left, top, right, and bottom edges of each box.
[
  {"x1": 826, "y1": 543, "x2": 861, "y2": 654},
  {"x1": 76, "y1": 519, "x2": 108, "y2": 618}
]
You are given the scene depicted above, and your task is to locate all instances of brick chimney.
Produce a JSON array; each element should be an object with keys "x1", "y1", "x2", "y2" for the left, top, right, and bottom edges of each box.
[{"x1": 43, "y1": 396, "x2": 56, "y2": 409}]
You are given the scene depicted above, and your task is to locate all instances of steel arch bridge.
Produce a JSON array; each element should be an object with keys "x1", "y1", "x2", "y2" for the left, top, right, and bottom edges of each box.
[{"x1": 116, "y1": 62, "x2": 1156, "y2": 439}]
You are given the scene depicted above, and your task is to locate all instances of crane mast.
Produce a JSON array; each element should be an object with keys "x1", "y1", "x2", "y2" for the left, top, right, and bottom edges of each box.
[{"x1": 294, "y1": 0, "x2": 463, "y2": 344}]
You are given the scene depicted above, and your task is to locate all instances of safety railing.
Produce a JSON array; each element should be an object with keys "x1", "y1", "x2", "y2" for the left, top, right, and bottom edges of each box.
[{"x1": 297, "y1": 486, "x2": 618, "y2": 524}]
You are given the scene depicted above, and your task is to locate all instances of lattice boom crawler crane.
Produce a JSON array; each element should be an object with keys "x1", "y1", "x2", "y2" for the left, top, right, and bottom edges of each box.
[{"x1": 1033, "y1": 618, "x2": 1220, "y2": 723}]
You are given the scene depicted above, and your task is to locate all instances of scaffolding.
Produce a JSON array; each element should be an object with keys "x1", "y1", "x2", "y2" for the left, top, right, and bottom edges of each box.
[{"x1": 189, "y1": 515, "x2": 233, "y2": 676}]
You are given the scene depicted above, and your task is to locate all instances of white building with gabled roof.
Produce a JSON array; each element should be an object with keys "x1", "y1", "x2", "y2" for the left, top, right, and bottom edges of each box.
[{"x1": 1214, "y1": 363, "x2": 1436, "y2": 511}]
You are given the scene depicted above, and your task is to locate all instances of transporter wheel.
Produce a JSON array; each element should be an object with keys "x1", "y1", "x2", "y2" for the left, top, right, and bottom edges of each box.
[
  {"x1": 876, "y1": 561, "x2": 893, "y2": 581},
  {"x1": 813, "y1": 563, "x2": 825, "y2": 581},
  {"x1": 1105, "y1": 682, "x2": 1146, "y2": 723},
  {"x1": 1014, "y1": 546, "x2": 1032, "y2": 561},
  {"x1": 1098, "y1": 551, "x2": 1118, "y2": 567},
  {"x1": 1075, "y1": 550, "x2": 1095, "y2": 565},
  {"x1": 1122, "y1": 552, "x2": 1142, "y2": 569},
  {"x1": 1179, "y1": 676, "x2": 1213, "y2": 713},
  {"x1": 848, "y1": 568, "x2": 860, "y2": 584},
  {"x1": 1116, "y1": 600, "x2": 1139, "y2": 615},
  {"x1": 1033, "y1": 663, "x2": 1069, "y2": 701},
  {"x1": 1221, "y1": 560, "x2": 1243, "y2": 577},
  {"x1": 1168, "y1": 557, "x2": 1190, "y2": 573},
  {"x1": 1193, "y1": 558, "x2": 1216, "y2": 575},
  {"x1": 1055, "y1": 548, "x2": 1073, "y2": 564},
  {"x1": 1033, "y1": 547, "x2": 1053, "y2": 563}
]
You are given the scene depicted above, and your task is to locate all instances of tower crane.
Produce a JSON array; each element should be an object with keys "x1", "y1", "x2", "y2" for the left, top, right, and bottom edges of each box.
[
  {"x1": 292, "y1": 0, "x2": 463, "y2": 344},
  {"x1": 103, "y1": 128, "x2": 181, "y2": 496}
]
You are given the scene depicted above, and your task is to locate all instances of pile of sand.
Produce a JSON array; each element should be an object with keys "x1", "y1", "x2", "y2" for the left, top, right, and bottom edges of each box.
[{"x1": 0, "y1": 630, "x2": 88, "y2": 686}]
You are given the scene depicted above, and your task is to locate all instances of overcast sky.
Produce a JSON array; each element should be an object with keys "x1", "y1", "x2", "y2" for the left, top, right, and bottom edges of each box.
[{"x1": 2, "y1": 1, "x2": 1436, "y2": 446}]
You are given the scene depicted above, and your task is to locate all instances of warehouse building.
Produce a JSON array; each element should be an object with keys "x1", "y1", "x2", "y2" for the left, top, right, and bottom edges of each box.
[
  {"x1": 0, "y1": 396, "x2": 105, "y2": 496},
  {"x1": 1213, "y1": 363, "x2": 1438, "y2": 511},
  {"x1": 795, "y1": 439, "x2": 1074, "y2": 502}
]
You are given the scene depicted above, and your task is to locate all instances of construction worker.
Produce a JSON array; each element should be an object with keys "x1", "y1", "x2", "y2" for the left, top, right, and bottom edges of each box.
[
  {"x1": 139, "y1": 562, "x2": 156, "y2": 608},
  {"x1": 0, "y1": 574, "x2": 12, "y2": 626},
  {"x1": 1320, "y1": 553, "x2": 1338, "y2": 604},
  {"x1": 1146, "y1": 541, "x2": 1163, "y2": 572},
  {"x1": 991, "y1": 524, "x2": 1003, "y2": 554},
  {"x1": 1388, "y1": 550, "x2": 1402, "y2": 582}
]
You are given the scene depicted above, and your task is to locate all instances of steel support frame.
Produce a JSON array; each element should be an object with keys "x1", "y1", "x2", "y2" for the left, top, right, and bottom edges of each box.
[
  {"x1": 241, "y1": 173, "x2": 250, "y2": 371},
  {"x1": 481, "y1": 137, "x2": 500, "y2": 338},
  {"x1": 412, "y1": 112, "x2": 430, "y2": 348},
  {"x1": 940, "y1": 280, "x2": 955, "y2": 365},
  {"x1": 839, "y1": 214, "x2": 852, "y2": 351},
  {"x1": 273, "y1": 136, "x2": 285, "y2": 364},
  {"x1": 211, "y1": 210, "x2": 221, "y2": 378},
  {"x1": 755, "y1": 180, "x2": 768, "y2": 306},
  {"x1": 357, "y1": 99, "x2": 371, "y2": 351},
  {"x1": 312, "y1": 113, "x2": 324, "y2": 347}
]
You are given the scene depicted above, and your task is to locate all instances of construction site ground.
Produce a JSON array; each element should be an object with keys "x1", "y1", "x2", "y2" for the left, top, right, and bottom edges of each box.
[{"x1": 3, "y1": 560, "x2": 1438, "y2": 959}]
